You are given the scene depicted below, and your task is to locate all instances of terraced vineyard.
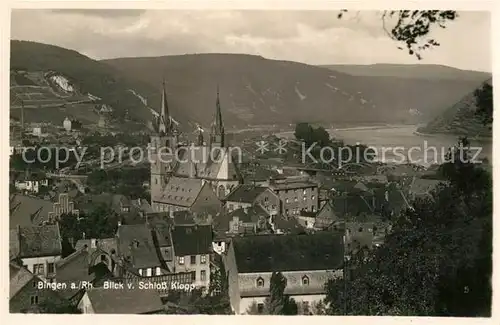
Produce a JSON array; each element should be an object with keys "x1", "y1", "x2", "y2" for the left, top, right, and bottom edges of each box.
[{"x1": 10, "y1": 71, "x2": 93, "y2": 108}]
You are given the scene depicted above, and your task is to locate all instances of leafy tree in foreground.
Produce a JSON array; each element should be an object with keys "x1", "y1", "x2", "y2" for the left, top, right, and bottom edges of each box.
[
  {"x1": 474, "y1": 82, "x2": 493, "y2": 126},
  {"x1": 324, "y1": 138, "x2": 492, "y2": 316},
  {"x1": 265, "y1": 272, "x2": 298, "y2": 315},
  {"x1": 337, "y1": 10, "x2": 458, "y2": 60}
]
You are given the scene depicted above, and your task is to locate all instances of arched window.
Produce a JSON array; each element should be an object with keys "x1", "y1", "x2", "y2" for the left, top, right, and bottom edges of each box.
[
  {"x1": 302, "y1": 275, "x2": 310, "y2": 286},
  {"x1": 256, "y1": 277, "x2": 265, "y2": 288},
  {"x1": 218, "y1": 185, "x2": 225, "y2": 198}
]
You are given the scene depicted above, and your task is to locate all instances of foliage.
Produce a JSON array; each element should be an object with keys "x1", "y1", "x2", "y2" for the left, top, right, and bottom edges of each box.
[
  {"x1": 164, "y1": 289, "x2": 233, "y2": 315},
  {"x1": 86, "y1": 167, "x2": 149, "y2": 199},
  {"x1": 10, "y1": 147, "x2": 79, "y2": 172},
  {"x1": 324, "y1": 138, "x2": 492, "y2": 316},
  {"x1": 37, "y1": 300, "x2": 81, "y2": 314},
  {"x1": 337, "y1": 10, "x2": 458, "y2": 60},
  {"x1": 474, "y1": 83, "x2": 493, "y2": 125},
  {"x1": 294, "y1": 123, "x2": 330, "y2": 147},
  {"x1": 265, "y1": 272, "x2": 298, "y2": 315},
  {"x1": 58, "y1": 205, "x2": 119, "y2": 256}
]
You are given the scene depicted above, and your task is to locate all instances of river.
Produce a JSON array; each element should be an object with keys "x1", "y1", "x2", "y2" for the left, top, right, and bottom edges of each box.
[{"x1": 277, "y1": 125, "x2": 492, "y2": 167}]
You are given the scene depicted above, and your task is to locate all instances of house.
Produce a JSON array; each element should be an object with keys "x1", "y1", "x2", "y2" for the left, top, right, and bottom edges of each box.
[
  {"x1": 53, "y1": 243, "x2": 114, "y2": 303},
  {"x1": 171, "y1": 224, "x2": 213, "y2": 290},
  {"x1": 312, "y1": 202, "x2": 339, "y2": 230},
  {"x1": 48, "y1": 193, "x2": 80, "y2": 219},
  {"x1": 115, "y1": 224, "x2": 170, "y2": 277},
  {"x1": 296, "y1": 210, "x2": 317, "y2": 230},
  {"x1": 225, "y1": 184, "x2": 280, "y2": 216},
  {"x1": 78, "y1": 287, "x2": 164, "y2": 314},
  {"x1": 10, "y1": 193, "x2": 79, "y2": 227},
  {"x1": 10, "y1": 194, "x2": 55, "y2": 226},
  {"x1": 14, "y1": 171, "x2": 49, "y2": 194},
  {"x1": 408, "y1": 177, "x2": 443, "y2": 199},
  {"x1": 9, "y1": 224, "x2": 62, "y2": 282},
  {"x1": 9, "y1": 263, "x2": 66, "y2": 313},
  {"x1": 268, "y1": 176, "x2": 319, "y2": 217},
  {"x1": 151, "y1": 177, "x2": 222, "y2": 215},
  {"x1": 227, "y1": 205, "x2": 272, "y2": 235},
  {"x1": 222, "y1": 233, "x2": 344, "y2": 315}
]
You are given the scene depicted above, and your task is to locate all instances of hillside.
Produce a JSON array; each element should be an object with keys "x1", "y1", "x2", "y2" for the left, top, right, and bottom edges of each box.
[
  {"x1": 104, "y1": 54, "x2": 485, "y2": 128},
  {"x1": 321, "y1": 63, "x2": 490, "y2": 81},
  {"x1": 10, "y1": 41, "x2": 486, "y2": 129},
  {"x1": 417, "y1": 78, "x2": 493, "y2": 137},
  {"x1": 10, "y1": 40, "x2": 180, "y2": 127}
]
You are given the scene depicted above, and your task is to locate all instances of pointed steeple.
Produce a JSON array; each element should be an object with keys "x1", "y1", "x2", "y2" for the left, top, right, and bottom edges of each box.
[
  {"x1": 197, "y1": 126, "x2": 204, "y2": 146},
  {"x1": 158, "y1": 79, "x2": 172, "y2": 135},
  {"x1": 210, "y1": 84, "x2": 225, "y2": 147}
]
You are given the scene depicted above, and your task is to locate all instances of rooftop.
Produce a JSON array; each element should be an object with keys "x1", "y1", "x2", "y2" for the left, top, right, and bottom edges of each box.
[
  {"x1": 232, "y1": 232, "x2": 344, "y2": 273},
  {"x1": 171, "y1": 224, "x2": 213, "y2": 256},
  {"x1": 10, "y1": 224, "x2": 62, "y2": 259},
  {"x1": 225, "y1": 185, "x2": 269, "y2": 203},
  {"x1": 85, "y1": 286, "x2": 164, "y2": 314}
]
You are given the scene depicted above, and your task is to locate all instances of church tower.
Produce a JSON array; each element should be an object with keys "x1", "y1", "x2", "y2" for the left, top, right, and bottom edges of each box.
[
  {"x1": 209, "y1": 85, "x2": 225, "y2": 148},
  {"x1": 150, "y1": 80, "x2": 177, "y2": 208}
]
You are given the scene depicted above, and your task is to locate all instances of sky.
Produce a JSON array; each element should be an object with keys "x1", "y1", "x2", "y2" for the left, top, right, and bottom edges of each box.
[{"x1": 10, "y1": 9, "x2": 492, "y2": 72}]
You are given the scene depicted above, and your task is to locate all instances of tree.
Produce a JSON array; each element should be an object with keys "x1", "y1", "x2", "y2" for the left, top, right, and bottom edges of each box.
[
  {"x1": 324, "y1": 139, "x2": 492, "y2": 316},
  {"x1": 264, "y1": 272, "x2": 298, "y2": 315},
  {"x1": 37, "y1": 300, "x2": 81, "y2": 314},
  {"x1": 337, "y1": 10, "x2": 458, "y2": 60},
  {"x1": 474, "y1": 82, "x2": 493, "y2": 126}
]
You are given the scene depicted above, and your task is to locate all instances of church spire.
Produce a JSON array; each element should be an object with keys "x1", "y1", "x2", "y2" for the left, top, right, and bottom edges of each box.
[
  {"x1": 210, "y1": 84, "x2": 225, "y2": 147},
  {"x1": 158, "y1": 79, "x2": 172, "y2": 135}
]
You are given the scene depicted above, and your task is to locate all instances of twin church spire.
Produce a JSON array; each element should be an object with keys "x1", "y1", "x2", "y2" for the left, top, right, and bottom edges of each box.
[{"x1": 156, "y1": 80, "x2": 225, "y2": 147}]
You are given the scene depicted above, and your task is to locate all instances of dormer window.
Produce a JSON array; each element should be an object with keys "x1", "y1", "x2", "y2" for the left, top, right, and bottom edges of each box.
[
  {"x1": 302, "y1": 275, "x2": 310, "y2": 286},
  {"x1": 256, "y1": 277, "x2": 265, "y2": 288}
]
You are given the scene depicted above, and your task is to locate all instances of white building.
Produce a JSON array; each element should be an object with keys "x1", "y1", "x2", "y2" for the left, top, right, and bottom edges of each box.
[
  {"x1": 9, "y1": 224, "x2": 62, "y2": 282},
  {"x1": 63, "y1": 117, "x2": 72, "y2": 132},
  {"x1": 222, "y1": 233, "x2": 344, "y2": 315}
]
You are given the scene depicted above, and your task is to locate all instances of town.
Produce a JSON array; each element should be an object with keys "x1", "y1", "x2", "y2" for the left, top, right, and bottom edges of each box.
[{"x1": 9, "y1": 9, "x2": 492, "y2": 317}]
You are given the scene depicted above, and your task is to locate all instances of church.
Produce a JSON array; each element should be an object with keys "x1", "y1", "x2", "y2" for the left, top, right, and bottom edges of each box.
[{"x1": 150, "y1": 82, "x2": 243, "y2": 214}]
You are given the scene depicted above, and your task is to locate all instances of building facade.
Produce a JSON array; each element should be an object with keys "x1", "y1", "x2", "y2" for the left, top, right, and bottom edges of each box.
[{"x1": 150, "y1": 82, "x2": 242, "y2": 214}]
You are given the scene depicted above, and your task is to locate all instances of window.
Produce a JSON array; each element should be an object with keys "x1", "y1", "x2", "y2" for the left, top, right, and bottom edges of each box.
[
  {"x1": 201, "y1": 270, "x2": 207, "y2": 281},
  {"x1": 312, "y1": 206, "x2": 316, "y2": 212},
  {"x1": 179, "y1": 257, "x2": 185, "y2": 265},
  {"x1": 33, "y1": 263, "x2": 44, "y2": 275},
  {"x1": 294, "y1": 197, "x2": 298, "y2": 202},
  {"x1": 47, "y1": 263, "x2": 55, "y2": 274},
  {"x1": 264, "y1": 196, "x2": 269, "y2": 202},
  {"x1": 156, "y1": 267, "x2": 161, "y2": 276},
  {"x1": 285, "y1": 209, "x2": 289, "y2": 215},
  {"x1": 228, "y1": 204, "x2": 234, "y2": 211},
  {"x1": 30, "y1": 295, "x2": 39, "y2": 305},
  {"x1": 155, "y1": 178, "x2": 158, "y2": 185},
  {"x1": 146, "y1": 268, "x2": 152, "y2": 277},
  {"x1": 285, "y1": 198, "x2": 289, "y2": 203},
  {"x1": 303, "y1": 189, "x2": 307, "y2": 195},
  {"x1": 201, "y1": 255, "x2": 207, "y2": 264},
  {"x1": 358, "y1": 227, "x2": 363, "y2": 232},
  {"x1": 312, "y1": 195, "x2": 315, "y2": 200},
  {"x1": 139, "y1": 269, "x2": 143, "y2": 276},
  {"x1": 303, "y1": 196, "x2": 307, "y2": 201},
  {"x1": 257, "y1": 303, "x2": 264, "y2": 314},
  {"x1": 256, "y1": 277, "x2": 265, "y2": 287},
  {"x1": 190, "y1": 255, "x2": 197, "y2": 265},
  {"x1": 302, "y1": 275, "x2": 310, "y2": 286}
]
